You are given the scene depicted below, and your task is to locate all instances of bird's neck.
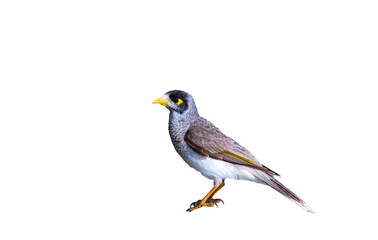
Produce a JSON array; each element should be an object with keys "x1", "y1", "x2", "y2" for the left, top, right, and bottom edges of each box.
[{"x1": 168, "y1": 111, "x2": 198, "y2": 143}]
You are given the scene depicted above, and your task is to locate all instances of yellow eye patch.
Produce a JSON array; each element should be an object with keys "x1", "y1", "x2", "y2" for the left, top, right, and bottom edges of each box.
[{"x1": 176, "y1": 98, "x2": 183, "y2": 105}]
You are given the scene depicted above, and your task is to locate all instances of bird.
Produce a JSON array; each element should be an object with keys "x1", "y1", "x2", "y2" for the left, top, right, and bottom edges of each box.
[{"x1": 153, "y1": 90, "x2": 313, "y2": 213}]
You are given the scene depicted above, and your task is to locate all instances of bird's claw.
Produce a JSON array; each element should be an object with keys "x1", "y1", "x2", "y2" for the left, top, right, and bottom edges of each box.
[
  {"x1": 186, "y1": 198, "x2": 224, "y2": 212},
  {"x1": 211, "y1": 198, "x2": 224, "y2": 208}
]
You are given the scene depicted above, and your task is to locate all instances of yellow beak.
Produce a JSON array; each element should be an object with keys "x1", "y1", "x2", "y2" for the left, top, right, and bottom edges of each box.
[{"x1": 153, "y1": 97, "x2": 170, "y2": 106}]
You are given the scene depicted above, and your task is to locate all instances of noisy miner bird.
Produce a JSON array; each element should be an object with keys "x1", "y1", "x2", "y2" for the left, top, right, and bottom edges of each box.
[{"x1": 153, "y1": 90, "x2": 313, "y2": 213}]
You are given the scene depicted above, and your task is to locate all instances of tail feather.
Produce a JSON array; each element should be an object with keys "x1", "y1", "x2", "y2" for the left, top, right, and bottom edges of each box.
[{"x1": 256, "y1": 173, "x2": 314, "y2": 213}]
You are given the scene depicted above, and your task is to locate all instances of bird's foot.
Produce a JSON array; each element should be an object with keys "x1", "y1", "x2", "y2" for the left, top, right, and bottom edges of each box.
[{"x1": 186, "y1": 198, "x2": 224, "y2": 212}]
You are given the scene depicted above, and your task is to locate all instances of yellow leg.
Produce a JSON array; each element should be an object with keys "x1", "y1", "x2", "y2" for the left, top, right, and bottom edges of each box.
[
  {"x1": 186, "y1": 180, "x2": 226, "y2": 212},
  {"x1": 208, "y1": 179, "x2": 225, "y2": 199}
]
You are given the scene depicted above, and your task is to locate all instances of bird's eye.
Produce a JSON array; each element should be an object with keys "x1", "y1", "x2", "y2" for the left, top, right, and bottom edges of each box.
[
  {"x1": 176, "y1": 98, "x2": 183, "y2": 105},
  {"x1": 170, "y1": 96, "x2": 178, "y2": 102},
  {"x1": 170, "y1": 95, "x2": 183, "y2": 105}
]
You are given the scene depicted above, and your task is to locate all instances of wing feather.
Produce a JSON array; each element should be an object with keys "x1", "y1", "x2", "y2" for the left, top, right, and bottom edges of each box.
[{"x1": 184, "y1": 117, "x2": 279, "y2": 176}]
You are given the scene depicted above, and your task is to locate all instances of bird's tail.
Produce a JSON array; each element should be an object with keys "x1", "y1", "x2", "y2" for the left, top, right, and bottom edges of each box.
[{"x1": 256, "y1": 173, "x2": 314, "y2": 213}]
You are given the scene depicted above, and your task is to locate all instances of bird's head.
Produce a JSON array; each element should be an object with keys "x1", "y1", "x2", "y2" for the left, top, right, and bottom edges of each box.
[{"x1": 153, "y1": 90, "x2": 199, "y2": 117}]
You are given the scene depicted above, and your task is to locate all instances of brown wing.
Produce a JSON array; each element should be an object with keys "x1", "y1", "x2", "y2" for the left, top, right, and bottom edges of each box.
[{"x1": 184, "y1": 117, "x2": 279, "y2": 176}]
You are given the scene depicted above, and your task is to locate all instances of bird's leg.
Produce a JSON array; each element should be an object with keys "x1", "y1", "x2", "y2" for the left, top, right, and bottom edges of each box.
[
  {"x1": 207, "y1": 179, "x2": 225, "y2": 204},
  {"x1": 208, "y1": 180, "x2": 225, "y2": 199},
  {"x1": 186, "y1": 180, "x2": 225, "y2": 212}
]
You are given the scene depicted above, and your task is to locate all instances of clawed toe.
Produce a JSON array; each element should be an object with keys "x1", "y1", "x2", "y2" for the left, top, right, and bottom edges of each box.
[
  {"x1": 211, "y1": 198, "x2": 224, "y2": 205},
  {"x1": 186, "y1": 198, "x2": 225, "y2": 212},
  {"x1": 189, "y1": 200, "x2": 201, "y2": 209},
  {"x1": 186, "y1": 180, "x2": 226, "y2": 212}
]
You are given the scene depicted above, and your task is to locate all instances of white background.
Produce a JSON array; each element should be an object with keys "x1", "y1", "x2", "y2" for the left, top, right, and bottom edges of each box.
[{"x1": 1, "y1": 1, "x2": 377, "y2": 239}]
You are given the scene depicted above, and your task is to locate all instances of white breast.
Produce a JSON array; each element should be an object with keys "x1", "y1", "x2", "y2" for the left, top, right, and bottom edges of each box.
[{"x1": 181, "y1": 147, "x2": 261, "y2": 183}]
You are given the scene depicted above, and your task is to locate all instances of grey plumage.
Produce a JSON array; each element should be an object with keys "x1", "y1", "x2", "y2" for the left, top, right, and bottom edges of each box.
[
  {"x1": 154, "y1": 90, "x2": 313, "y2": 213},
  {"x1": 185, "y1": 117, "x2": 280, "y2": 176}
]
